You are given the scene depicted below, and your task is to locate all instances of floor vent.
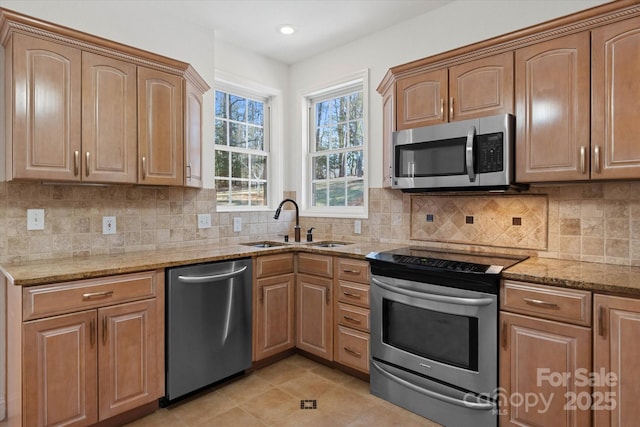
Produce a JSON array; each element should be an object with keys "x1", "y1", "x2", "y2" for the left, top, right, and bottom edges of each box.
[{"x1": 300, "y1": 400, "x2": 317, "y2": 409}]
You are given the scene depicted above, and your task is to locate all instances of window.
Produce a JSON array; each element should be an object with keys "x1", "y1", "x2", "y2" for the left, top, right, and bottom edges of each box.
[
  {"x1": 304, "y1": 72, "x2": 368, "y2": 218},
  {"x1": 214, "y1": 89, "x2": 269, "y2": 207}
]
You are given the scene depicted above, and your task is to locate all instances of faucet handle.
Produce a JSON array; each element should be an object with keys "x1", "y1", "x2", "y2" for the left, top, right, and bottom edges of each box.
[{"x1": 306, "y1": 227, "x2": 315, "y2": 242}]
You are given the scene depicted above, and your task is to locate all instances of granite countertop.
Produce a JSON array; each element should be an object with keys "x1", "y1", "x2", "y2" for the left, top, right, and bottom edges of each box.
[
  {"x1": 0, "y1": 240, "x2": 405, "y2": 287},
  {"x1": 503, "y1": 257, "x2": 640, "y2": 297}
]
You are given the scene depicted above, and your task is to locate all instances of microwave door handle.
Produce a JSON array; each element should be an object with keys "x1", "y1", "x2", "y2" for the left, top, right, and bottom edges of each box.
[
  {"x1": 371, "y1": 277, "x2": 494, "y2": 307},
  {"x1": 466, "y1": 126, "x2": 476, "y2": 182}
]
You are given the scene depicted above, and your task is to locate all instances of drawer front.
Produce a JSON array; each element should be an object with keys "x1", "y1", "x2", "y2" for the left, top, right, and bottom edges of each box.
[
  {"x1": 501, "y1": 280, "x2": 592, "y2": 326},
  {"x1": 297, "y1": 253, "x2": 333, "y2": 278},
  {"x1": 337, "y1": 281, "x2": 370, "y2": 308},
  {"x1": 336, "y1": 326, "x2": 369, "y2": 373},
  {"x1": 337, "y1": 303, "x2": 370, "y2": 332},
  {"x1": 255, "y1": 253, "x2": 294, "y2": 278},
  {"x1": 23, "y1": 271, "x2": 156, "y2": 321},
  {"x1": 336, "y1": 258, "x2": 370, "y2": 284}
]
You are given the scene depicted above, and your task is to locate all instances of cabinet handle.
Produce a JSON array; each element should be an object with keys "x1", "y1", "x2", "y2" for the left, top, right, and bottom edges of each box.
[
  {"x1": 260, "y1": 286, "x2": 265, "y2": 303},
  {"x1": 102, "y1": 316, "x2": 107, "y2": 345},
  {"x1": 82, "y1": 291, "x2": 114, "y2": 300},
  {"x1": 142, "y1": 156, "x2": 147, "y2": 180},
  {"x1": 343, "y1": 315, "x2": 361, "y2": 324},
  {"x1": 449, "y1": 97, "x2": 454, "y2": 120},
  {"x1": 594, "y1": 145, "x2": 601, "y2": 174},
  {"x1": 90, "y1": 318, "x2": 95, "y2": 347},
  {"x1": 501, "y1": 320, "x2": 507, "y2": 349},
  {"x1": 85, "y1": 152, "x2": 90, "y2": 177},
  {"x1": 74, "y1": 151, "x2": 80, "y2": 176},
  {"x1": 580, "y1": 146, "x2": 586, "y2": 174},
  {"x1": 523, "y1": 297, "x2": 559, "y2": 309},
  {"x1": 343, "y1": 291, "x2": 361, "y2": 299},
  {"x1": 440, "y1": 98, "x2": 444, "y2": 120},
  {"x1": 326, "y1": 287, "x2": 330, "y2": 304},
  {"x1": 344, "y1": 347, "x2": 361, "y2": 357},
  {"x1": 598, "y1": 305, "x2": 606, "y2": 337},
  {"x1": 342, "y1": 269, "x2": 360, "y2": 274},
  {"x1": 186, "y1": 163, "x2": 192, "y2": 180}
]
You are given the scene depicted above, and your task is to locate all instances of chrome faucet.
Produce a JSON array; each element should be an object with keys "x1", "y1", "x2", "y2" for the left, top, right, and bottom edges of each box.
[{"x1": 274, "y1": 198, "x2": 301, "y2": 242}]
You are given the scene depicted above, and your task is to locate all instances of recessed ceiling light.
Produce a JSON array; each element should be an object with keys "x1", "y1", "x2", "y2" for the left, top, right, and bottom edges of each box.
[{"x1": 279, "y1": 25, "x2": 295, "y2": 35}]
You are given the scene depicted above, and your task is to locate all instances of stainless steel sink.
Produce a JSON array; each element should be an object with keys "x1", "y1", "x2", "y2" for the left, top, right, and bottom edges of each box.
[
  {"x1": 310, "y1": 241, "x2": 352, "y2": 248},
  {"x1": 242, "y1": 241, "x2": 287, "y2": 248}
]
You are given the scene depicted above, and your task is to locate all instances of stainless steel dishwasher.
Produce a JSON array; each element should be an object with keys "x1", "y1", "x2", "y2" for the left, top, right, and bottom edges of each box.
[{"x1": 163, "y1": 258, "x2": 252, "y2": 404}]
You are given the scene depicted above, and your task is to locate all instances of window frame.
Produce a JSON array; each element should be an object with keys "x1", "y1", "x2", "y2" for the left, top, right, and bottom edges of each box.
[
  {"x1": 301, "y1": 70, "x2": 369, "y2": 219},
  {"x1": 214, "y1": 74, "x2": 282, "y2": 212}
]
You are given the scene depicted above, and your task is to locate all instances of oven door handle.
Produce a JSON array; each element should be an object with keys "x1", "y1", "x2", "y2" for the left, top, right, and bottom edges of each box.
[
  {"x1": 371, "y1": 277, "x2": 494, "y2": 306},
  {"x1": 371, "y1": 360, "x2": 496, "y2": 411}
]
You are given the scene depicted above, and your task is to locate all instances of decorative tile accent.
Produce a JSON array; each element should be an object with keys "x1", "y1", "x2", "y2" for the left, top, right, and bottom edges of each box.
[{"x1": 410, "y1": 194, "x2": 548, "y2": 250}]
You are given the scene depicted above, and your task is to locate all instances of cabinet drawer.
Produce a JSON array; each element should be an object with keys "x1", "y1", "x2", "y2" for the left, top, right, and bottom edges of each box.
[
  {"x1": 255, "y1": 253, "x2": 294, "y2": 278},
  {"x1": 501, "y1": 280, "x2": 591, "y2": 326},
  {"x1": 337, "y1": 303, "x2": 370, "y2": 332},
  {"x1": 337, "y1": 281, "x2": 369, "y2": 308},
  {"x1": 336, "y1": 258, "x2": 370, "y2": 284},
  {"x1": 336, "y1": 326, "x2": 369, "y2": 373},
  {"x1": 297, "y1": 253, "x2": 333, "y2": 278},
  {"x1": 23, "y1": 271, "x2": 157, "y2": 321}
]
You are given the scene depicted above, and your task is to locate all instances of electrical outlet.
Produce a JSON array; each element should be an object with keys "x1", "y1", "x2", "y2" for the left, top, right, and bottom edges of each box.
[
  {"x1": 354, "y1": 220, "x2": 362, "y2": 234},
  {"x1": 103, "y1": 216, "x2": 116, "y2": 235},
  {"x1": 233, "y1": 217, "x2": 242, "y2": 232},
  {"x1": 197, "y1": 214, "x2": 212, "y2": 229},
  {"x1": 27, "y1": 209, "x2": 45, "y2": 230}
]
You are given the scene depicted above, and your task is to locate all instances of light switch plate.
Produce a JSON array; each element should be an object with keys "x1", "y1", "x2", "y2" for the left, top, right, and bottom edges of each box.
[
  {"x1": 103, "y1": 216, "x2": 116, "y2": 235},
  {"x1": 197, "y1": 214, "x2": 212, "y2": 229},
  {"x1": 233, "y1": 217, "x2": 242, "y2": 232},
  {"x1": 27, "y1": 209, "x2": 45, "y2": 230}
]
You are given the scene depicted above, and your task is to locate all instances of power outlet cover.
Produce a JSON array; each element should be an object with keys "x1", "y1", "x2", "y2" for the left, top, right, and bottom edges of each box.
[
  {"x1": 103, "y1": 216, "x2": 116, "y2": 235},
  {"x1": 27, "y1": 209, "x2": 45, "y2": 230},
  {"x1": 233, "y1": 217, "x2": 242, "y2": 232},
  {"x1": 197, "y1": 214, "x2": 212, "y2": 229}
]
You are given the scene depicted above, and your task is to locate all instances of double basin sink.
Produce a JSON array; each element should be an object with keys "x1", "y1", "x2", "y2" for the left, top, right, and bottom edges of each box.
[{"x1": 243, "y1": 240, "x2": 351, "y2": 248}]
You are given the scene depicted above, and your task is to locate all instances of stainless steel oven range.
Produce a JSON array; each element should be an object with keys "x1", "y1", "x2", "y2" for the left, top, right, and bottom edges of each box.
[{"x1": 366, "y1": 247, "x2": 526, "y2": 427}]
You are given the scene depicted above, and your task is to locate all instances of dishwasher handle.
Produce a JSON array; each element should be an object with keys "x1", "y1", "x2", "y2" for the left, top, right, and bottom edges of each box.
[{"x1": 178, "y1": 265, "x2": 248, "y2": 284}]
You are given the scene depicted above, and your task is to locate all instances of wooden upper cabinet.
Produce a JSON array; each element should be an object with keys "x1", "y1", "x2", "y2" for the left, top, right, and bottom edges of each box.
[
  {"x1": 184, "y1": 80, "x2": 204, "y2": 188},
  {"x1": 138, "y1": 67, "x2": 184, "y2": 186},
  {"x1": 82, "y1": 52, "x2": 137, "y2": 183},
  {"x1": 396, "y1": 68, "x2": 448, "y2": 129},
  {"x1": 591, "y1": 16, "x2": 640, "y2": 180},
  {"x1": 9, "y1": 33, "x2": 82, "y2": 181},
  {"x1": 515, "y1": 32, "x2": 591, "y2": 183},
  {"x1": 449, "y1": 51, "x2": 514, "y2": 121}
]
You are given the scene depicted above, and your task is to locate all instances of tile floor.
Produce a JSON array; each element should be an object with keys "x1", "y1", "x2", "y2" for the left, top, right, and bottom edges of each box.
[{"x1": 126, "y1": 354, "x2": 442, "y2": 427}]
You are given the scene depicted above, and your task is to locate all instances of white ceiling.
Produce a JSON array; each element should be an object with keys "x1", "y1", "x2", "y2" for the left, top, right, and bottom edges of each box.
[{"x1": 155, "y1": 0, "x2": 452, "y2": 64}]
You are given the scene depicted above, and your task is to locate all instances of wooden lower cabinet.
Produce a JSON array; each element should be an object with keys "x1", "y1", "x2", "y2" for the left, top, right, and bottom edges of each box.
[
  {"x1": 593, "y1": 294, "x2": 640, "y2": 427},
  {"x1": 296, "y1": 273, "x2": 333, "y2": 360},
  {"x1": 500, "y1": 312, "x2": 591, "y2": 427},
  {"x1": 254, "y1": 273, "x2": 295, "y2": 360}
]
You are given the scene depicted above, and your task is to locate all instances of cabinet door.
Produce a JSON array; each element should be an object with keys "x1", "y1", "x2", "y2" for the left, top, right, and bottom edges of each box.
[
  {"x1": 381, "y1": 83, "x2": 395, "y2": 188},
  {"x1": 593, "y1": 294, "x2": 640, "y2": 427},
  {"x1": 396, "y1": 68, "x2": 448, "y2": 129},
  {"x1": 254, "y1": 274, "x2": 295, "y2": 361},
  {"x1": 98, "y1": 299, "x2": 157, "y2": 420},
  {"x1": 515, "y1": 32, "x2": 590, "y2": 183},
  {"x1": 500, "y1": 312, "x2": 591, "y2": 427},
  {"x1": 138, "y1": 67, "x2": 184, "y2": 186},
  {"x1": 296, "y1": 274, "x2": 333, "y2": 360},
  {"x1": 23, "y1": 310, "x2": 98, "y2": 427},
  {"x1": 81, "y1": 52, "x2": 137, "y2": 183},
  {"x1": 591, "y1": 17, "x2": 640, "y2": 180},
  {"x1": 184, "y1": 80, "x2": 204, "y2": 188},
  {"x1": 449, "y1": 51, "x2": 514, "y2": 122},
  {"x1": 11, "y1": 33, "x2": 81, "y2": 181}
]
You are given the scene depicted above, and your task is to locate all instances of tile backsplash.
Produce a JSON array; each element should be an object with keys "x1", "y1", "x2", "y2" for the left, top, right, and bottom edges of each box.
[{"x1": 1, "y1": 181, "x2": 639, "y2": 266}]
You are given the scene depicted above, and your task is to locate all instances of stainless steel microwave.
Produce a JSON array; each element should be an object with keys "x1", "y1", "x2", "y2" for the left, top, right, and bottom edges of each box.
[{"x1": 392, "y1": 113, "x2": 517, "y2": 191}]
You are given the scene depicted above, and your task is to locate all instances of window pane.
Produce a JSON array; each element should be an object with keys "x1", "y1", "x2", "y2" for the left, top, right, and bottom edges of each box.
[
  {"x1": 313, "y1": 156, "x2": 327, "y2": 180},
  {"x1": 316, "y1": 127, "x2": 331, "y2": 152},
  {"x1": 332, "y1": 124, "x2": 347, "y2": 150},
  {"x1": 229, "y1": 123, "x2": 246, "y2": 148},
  {"x1": 251, "y1": 155, "x2": 266, "y2": 180},
  {"x1": 349, "y1": 120, "x2": 363, "y2": 147},
  {"x1": 328, "y1": 153, "x2": 344, "y2": 178},
  {"x1": 313, "y1": 182, "x2": 327, "y2": 206},
  {"x1": 346, "y1": 150, "x2": 363, "y2": 177},
  {"x1": 231, "y1": 152, "x2": 249, "y2": 178},
  {"x1": 329, "y1": 181, "x2": 346, "y2": 206},
  {"x1": 347, "y1": 180, "x2": 364, "y2": 206},
  {"x1": 215, "y1": 119, "x2": 227, "y2": 146},
  {"x1": 247, "y1": 126, "x2": 264, "y2": 150},
  {"x1": 251, "y1": 182, "x2": 267, "y2": 206},
  {"x1": 332, "y1": 96, "x2": 348, "y2": 123},
  {"x1": 229, "y1": 94, "x2": 246, "y2": 121},
  {"x1": 231, "y1": 180, "x2": 249, "y2": 205},
  {"x1": 215, "y1": 150, "x2": 229, "y2": 177},
  {"x1": 215, "y1": 91, "x2": 227, "y2": 118},
  {"x1": 349, "y1": 92, "x2": 363, "y2": 120},
  {"x1": 316, "y1": 100, "x2": 331, "y2": 126},
  {"x1": 215, "y1": 179, "x2": 230, "y2": 204},
  {"x1": 247, "y1": 100, "x2": 263, "y2": 126}
]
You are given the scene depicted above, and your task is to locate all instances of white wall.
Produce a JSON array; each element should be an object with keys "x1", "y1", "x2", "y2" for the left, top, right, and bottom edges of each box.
[{"x1": 286, "y1": 0, "x2": 611, "y2": 193}]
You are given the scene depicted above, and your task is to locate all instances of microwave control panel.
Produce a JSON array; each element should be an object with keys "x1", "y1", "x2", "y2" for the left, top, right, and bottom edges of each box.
[{"x1": 477, "y1": 133, "x2": 504, "y2": 173}]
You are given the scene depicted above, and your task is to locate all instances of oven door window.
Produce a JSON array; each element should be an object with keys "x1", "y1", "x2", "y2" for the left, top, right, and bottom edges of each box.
[{"x1": 382, "y1": 299, "x2": 479, "y2": 371}]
